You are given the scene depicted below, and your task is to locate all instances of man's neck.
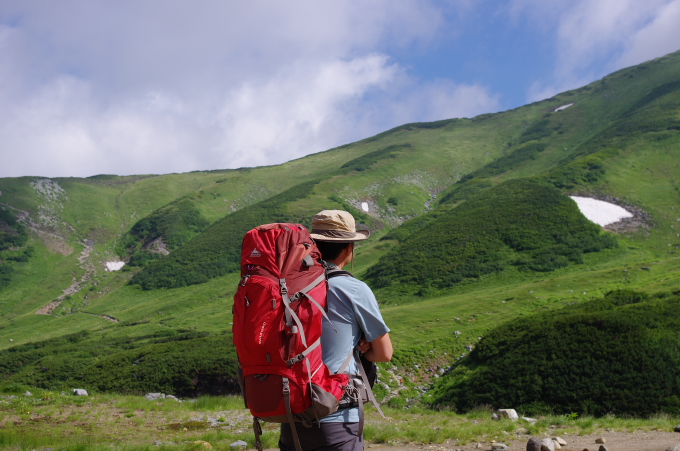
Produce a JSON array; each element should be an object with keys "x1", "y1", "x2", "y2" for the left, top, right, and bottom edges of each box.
[{"x1": 326, "y1": 259, "x2": 345, "y2": 269}]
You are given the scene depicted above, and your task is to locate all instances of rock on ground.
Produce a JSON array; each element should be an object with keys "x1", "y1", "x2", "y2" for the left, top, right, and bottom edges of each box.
[
  {"x1": 526, "y1": 437, "x2": 542, "y2": 451},
  {"x1": 541, "y1": 437, "x2": 555, "y2": 451},
  {"x1": 72, "y1": 389, "x2": 88, "y2": 396},
  {"x1": 498, "y1": 409, "x2": 519, "y2": 421}
]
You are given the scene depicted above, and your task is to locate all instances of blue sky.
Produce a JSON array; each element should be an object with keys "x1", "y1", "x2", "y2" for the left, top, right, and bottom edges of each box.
[{"x1": 1, "y1": 0, "x2": 679, "y2": 178}]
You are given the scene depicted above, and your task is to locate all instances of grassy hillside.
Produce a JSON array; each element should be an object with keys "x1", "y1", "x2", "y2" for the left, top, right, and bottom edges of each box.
[{"x1": 0, "y1": 49, "x2": 678, "y2": 410}]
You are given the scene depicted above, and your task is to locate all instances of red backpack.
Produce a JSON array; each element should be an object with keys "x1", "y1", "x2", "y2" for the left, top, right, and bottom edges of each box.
[{"x1": 232, "y1": 223, "x2": 349, "y2": 450}]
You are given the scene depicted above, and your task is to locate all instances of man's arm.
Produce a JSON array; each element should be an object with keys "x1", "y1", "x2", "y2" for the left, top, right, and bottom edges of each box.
[{"x1": 363, "y1": 333, "x2": 393, "y2": 362}]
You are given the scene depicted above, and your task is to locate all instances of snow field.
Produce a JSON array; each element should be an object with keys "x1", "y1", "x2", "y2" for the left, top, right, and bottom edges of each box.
[
  {"x1": 570, "y1": 196, "x2": 633, "y2": 226},
  {"x1": 105, "y1": 261, "x2": 125, "y2": 271}
]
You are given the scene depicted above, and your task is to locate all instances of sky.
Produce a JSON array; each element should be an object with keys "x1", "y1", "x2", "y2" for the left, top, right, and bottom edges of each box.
[{"x1": 1, "y1": 0, "x2": 680, "y2": 178}]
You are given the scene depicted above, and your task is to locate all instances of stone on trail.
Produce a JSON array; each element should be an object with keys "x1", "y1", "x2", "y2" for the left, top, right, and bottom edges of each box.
[
  {"x1": 165, "y1": 394, "x2": 179, "y2": 401},
  {"x1": 675, "y1": 425, "x2": 680, "y2": 433},
  {"x1": 595, "y1": 438, "x2": 606, "y2": 444},
  {"x1": 526, "y1": 437, "x2": 542, "y2": 451},
  {"x1": 554, "y1": 437, "x2": 567, "y2": 446},
  {"x1": 552, "y1": 439, "x2": 561, "y2": 449},
  {"x1": 667, "y1": 446, "x2": 680, "y2": 451},
  {"x1": 491, "y1": 443, "x2": 508, "y2": 451},
  {"x1": 145, "y1": 393, "x2": 164, "y2": 400},
  {"x1": 230, "y1": 440, "x2": 247, "y2": 449},
  {"x1": 598, "y1": 446, "x2": 609, "y2": 451},
  {"x1": 492, "y1": 413, "x2": 500, "y2": 420},
  {"x1": 72, "y1": 389, "x2": 88, "y2": 396},
  {"x1": 24, "y1": 391, "x2": 32, "y2": 396},
  {"x1": 498, "y1": 409, "x2": 519, "y2": 421},
  {"x1": 522, "y1": 417, "x2": 538, "y2": 423},
  {"x1": 540, "y1": 438, "x2": 555, "y2": 451}
]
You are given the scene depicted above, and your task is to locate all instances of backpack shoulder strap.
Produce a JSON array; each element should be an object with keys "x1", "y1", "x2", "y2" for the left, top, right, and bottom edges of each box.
[{"x1": 326, "y1": 268, "x2": 355, "y2": 279}]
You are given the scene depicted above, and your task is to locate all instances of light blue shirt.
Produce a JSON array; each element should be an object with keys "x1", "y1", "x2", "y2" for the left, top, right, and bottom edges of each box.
[{"x1": 319, "y1": 274, "x2": 390, "y2": 423}]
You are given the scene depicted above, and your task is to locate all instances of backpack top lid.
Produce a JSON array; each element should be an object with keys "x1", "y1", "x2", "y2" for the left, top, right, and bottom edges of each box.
[{"x1": 241, "y1": 223, "x2": 323, "y2": 292}]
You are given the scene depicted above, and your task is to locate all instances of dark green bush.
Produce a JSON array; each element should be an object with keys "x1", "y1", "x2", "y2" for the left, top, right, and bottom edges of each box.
[
  {"x1": 117, "y1": 197, "x2": 210, "y2": 266},
  {"x1": 340, "y1": 144, "x2": 410, "y2": 172},
  {"x1": 518, "y1": 118, "x2": 553, "y2": 143},
  {"x1": 81, "y1": 336, "x2": 238, "y2": 396},
  {"x1": 365, "y1": 179, "x2": 617, "y2": 290},
  {"x1": 0, "y1": 331, "x2": 239, "y2": 396},
  {"x1": 438, "y1": 144, "x2": 548, "y2": 205},
  {"x1": 0, "y1": 208, "x2": 28, "y2": 251},
  {"x1": 0, "y1": 208, "x2": 31, "y2": 290},
  {"x1": 428, "y1": 290, "x2": 680, "y2": 416},
  {"x1": 130, "y1": 180, "x2": 322, "y2": 290},
  {"x1": 540, "y1": 149, "x2": 617, "y2": 190}
]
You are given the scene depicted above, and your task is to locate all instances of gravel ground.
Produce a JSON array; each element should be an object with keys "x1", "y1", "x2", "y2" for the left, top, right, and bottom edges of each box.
[{"x1": 295, "y1": 430, "x2": 680, "y2": 451}]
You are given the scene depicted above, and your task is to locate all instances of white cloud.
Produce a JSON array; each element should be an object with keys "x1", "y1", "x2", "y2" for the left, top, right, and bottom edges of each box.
[
  {"x1": 617, "y1": 0, "x2": 680, "y2": 68},
  {"x1": 513, "y1": 0, "x2": 680, "y2": 102},
  {"x1": 213, "y1": 55, "x2": 400, "y2": 170},
  {"x1": 0, "y1": 1, "x2": 447, "y2": 177},
  {"x1": 0, "y1": 1, "x2": 502, "y2": 178}
]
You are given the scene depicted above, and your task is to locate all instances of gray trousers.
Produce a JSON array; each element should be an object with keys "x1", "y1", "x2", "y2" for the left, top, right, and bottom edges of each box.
[{"x1": 279, "y1": 422, "x2": 362, "y2": 451}]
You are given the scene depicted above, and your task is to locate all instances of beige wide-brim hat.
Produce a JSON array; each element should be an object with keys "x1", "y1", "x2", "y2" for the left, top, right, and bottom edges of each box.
[{"x1": 310, "y1": 210, "x2": 370, "y2": 243}]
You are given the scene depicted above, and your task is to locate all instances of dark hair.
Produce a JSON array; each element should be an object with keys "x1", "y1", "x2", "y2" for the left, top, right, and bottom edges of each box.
[{"x1": 314, "y1": 240, "x2": 351, "y2": 262}]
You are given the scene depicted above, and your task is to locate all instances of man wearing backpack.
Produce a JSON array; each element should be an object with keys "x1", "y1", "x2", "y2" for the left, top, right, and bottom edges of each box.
[{"x1": 279, "y1": 210, "x2": 393, "y2": 451}]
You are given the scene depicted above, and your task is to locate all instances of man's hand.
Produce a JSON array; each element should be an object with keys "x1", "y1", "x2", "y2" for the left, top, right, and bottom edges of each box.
[{"x1": 358, "y1": 338, "x2": 371, "y2": 353}]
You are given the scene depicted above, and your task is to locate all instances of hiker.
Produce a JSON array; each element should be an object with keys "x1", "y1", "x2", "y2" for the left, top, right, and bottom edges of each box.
[{"x1": 279, "y1": 209, "x2": 393, "y2": 451}]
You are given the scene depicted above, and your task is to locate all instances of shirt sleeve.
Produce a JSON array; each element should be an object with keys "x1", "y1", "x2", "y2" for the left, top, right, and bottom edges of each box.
[{"x1": 349, "y1": 280, "x2": 390, "y2": 342}]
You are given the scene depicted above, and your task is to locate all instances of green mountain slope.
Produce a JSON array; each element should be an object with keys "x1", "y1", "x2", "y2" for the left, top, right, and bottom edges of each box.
[{"x1": 0, "y1": 49, "x2": 678, "y2": 404}]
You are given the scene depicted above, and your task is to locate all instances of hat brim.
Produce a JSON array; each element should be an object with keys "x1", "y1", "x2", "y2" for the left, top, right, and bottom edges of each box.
[{"x1": 310, "y1": 230, "x2": 370, "y2": 243}]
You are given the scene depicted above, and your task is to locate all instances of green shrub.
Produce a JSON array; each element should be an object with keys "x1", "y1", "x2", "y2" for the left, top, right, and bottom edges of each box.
[
  {"x1": 0, "y1": 208, "x2": 31, "y2": 290},
  {"x1": 428, "y1": 290, "x2": 680, "y2": 416},
  {"x1": 340, "y1": 144, "x2": 410, "y2": 172},
  {"x1": 365, "y1": 179, "x2": 617, "y2": 290},
  {"x1": 0, "y1": 330, "x2": 239, "y2": 397},
  {"x1": 438, "y1": 143, "x2": 548, "y2": 205},
  {"x1": 117, "y1": 197, "x2": 210, "y2": 266},
  {"x1": 517, "y1": 118, "x2": 553, "y2": 143},
  {"x1": 130, "y1": 180, "x2": 323, "y2": 290},
  {"x1": 81, "y1": 336, "x2": 238, "y2": 396},
  {"x1": 540, "y1": 148, "x2": 619, "y2": 190}
]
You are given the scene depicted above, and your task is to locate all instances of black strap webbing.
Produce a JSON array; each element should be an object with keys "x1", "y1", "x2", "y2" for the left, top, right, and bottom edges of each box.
[
  {"x1": 354, "y1": 350, "x2": 385, "y2": 419},
  {"x1": 253, "y1": 417, "x2": 263, "y2": 451},
  {"x1": 326, "y1": 269, "x2": 354, "y2": 279}
]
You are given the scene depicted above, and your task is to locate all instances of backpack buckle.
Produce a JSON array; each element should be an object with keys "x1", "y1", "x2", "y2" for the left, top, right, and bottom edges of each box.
[{"x1": 240, "y1": 275, "x2": 250, "y2": 287}]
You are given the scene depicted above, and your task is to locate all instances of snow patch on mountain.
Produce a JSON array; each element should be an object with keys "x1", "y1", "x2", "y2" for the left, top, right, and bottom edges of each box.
[{"x1": 570, "y1": 196, "x2": 633, "y2": 226}]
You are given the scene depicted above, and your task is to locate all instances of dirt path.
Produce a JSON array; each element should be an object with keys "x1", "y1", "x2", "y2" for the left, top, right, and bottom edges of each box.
[{"x1": 355, "y1": 431, "x2": 680, "y2": 451}]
